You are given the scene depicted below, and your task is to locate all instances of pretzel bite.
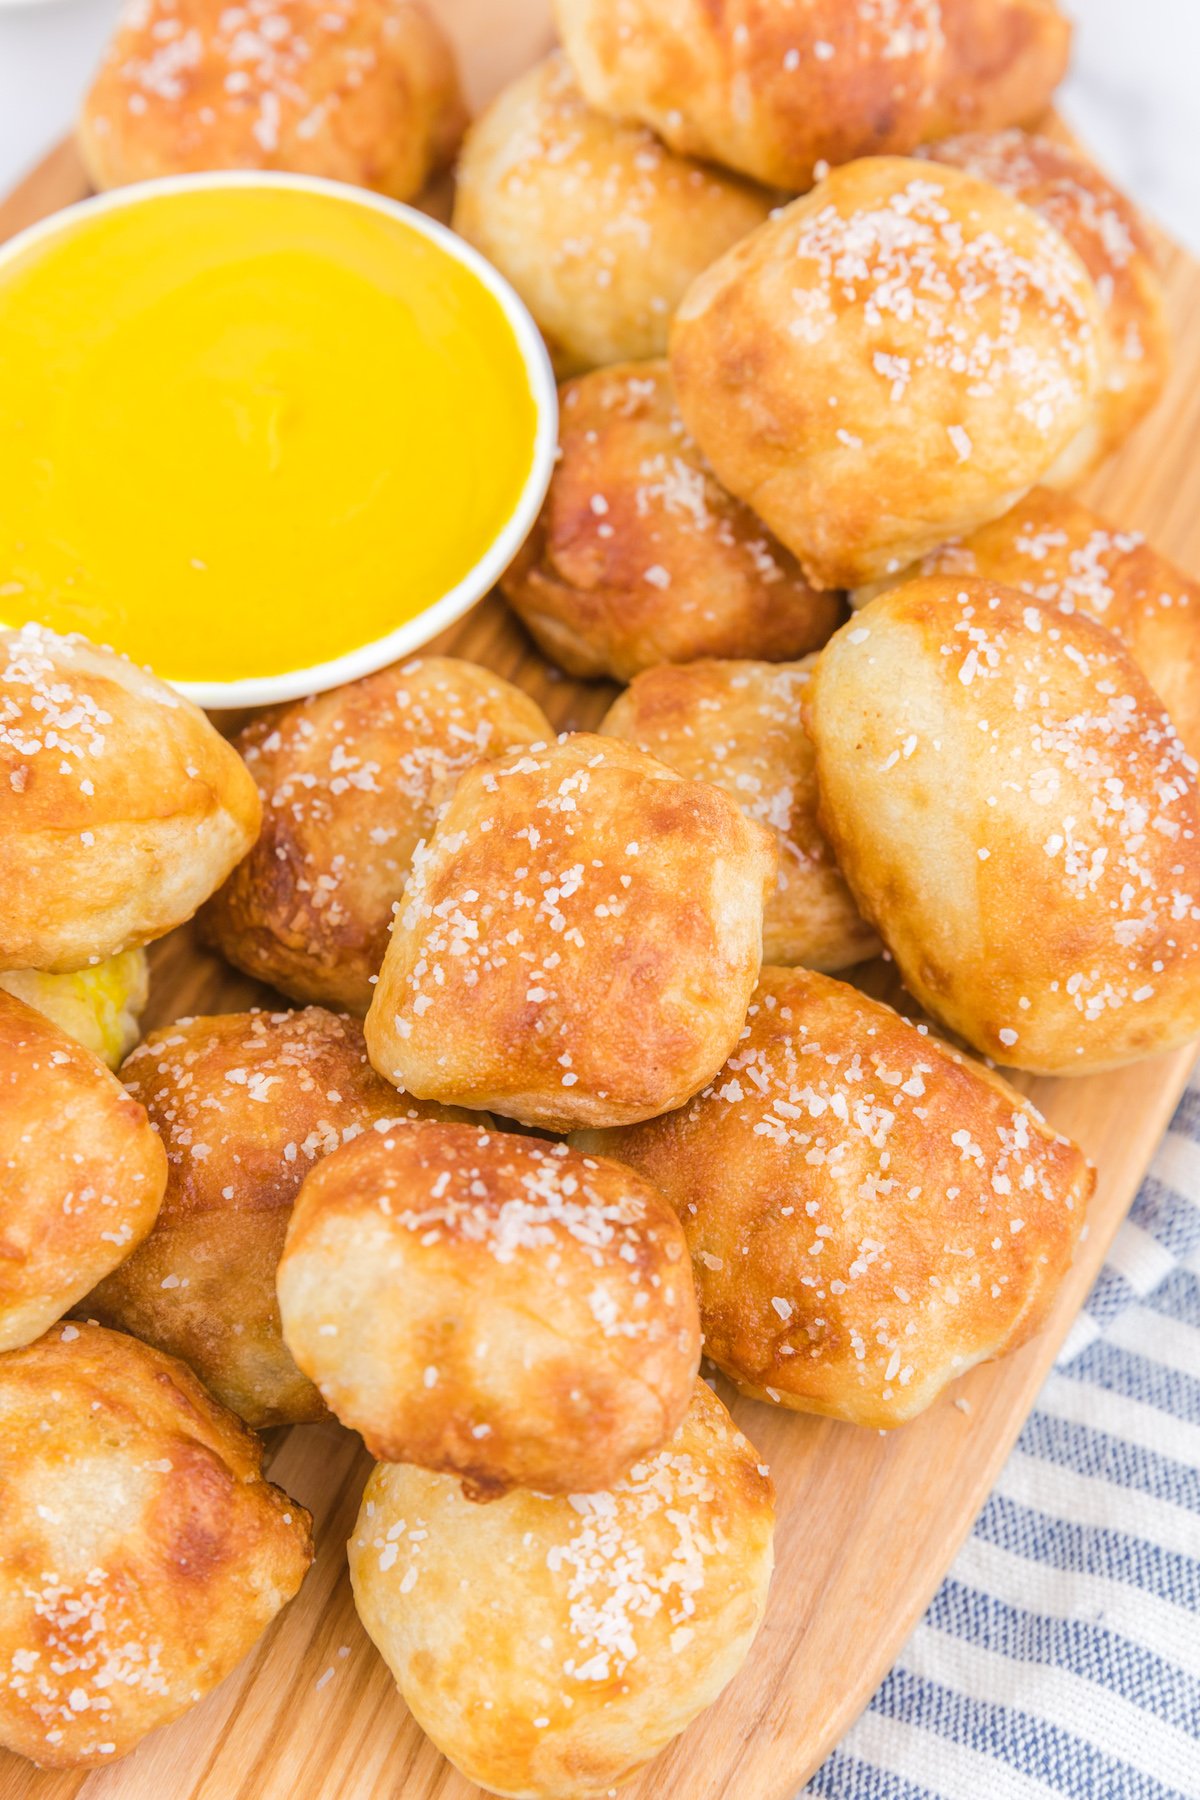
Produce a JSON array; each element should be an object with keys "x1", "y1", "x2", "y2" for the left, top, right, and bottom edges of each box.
[
  {"x1": 601, "y1": 660, "x2": 877, "y2": 970},
  {"x1": 554, "y1": 0, "x2": 1069, "y2": 192},
  {"x1": 807, "y1": 578, "x2": 1200, "y2": 1073},
  {"x1": 349, "y1": 1377, "x2": 773, "y2": 1800},
  {"x1": 0, "y1": 625, "x2": 260, "y2": 974},
  {"x1": 935, "y1": 0, "x2": 1073, "y2": 135},
  {"x1": 859, "y1": 488, "x2": 1200, "y2": 755},
  {"x1": 669, "y1": 158, "x2": 1104, "y2": 591},
  {"x1": 200, "y1": 658, "x2": 552, "y2": 1012},
  {"x1": 0, "y1": 949, "x2": 148, "y2": 1069},
  {"x1": 80, "y1": 1007, "x2": 473, "y2": 1426},
  {"x1": 578, "y1": 968, "x2": 1092, "y2": 1428},
  {"x1": 78, "y1": 0, "x2": 465, "y2": 200},
  {"x1": 452, "y1": 53, "x2": 774, "y2": 378},
  {"x1": 0, "y1": 1322, "x2": 312, "y2": 1768},
  {"x1": 279, "y1": 1124, "x2": 700, "y2": 1496},
  {"x1": 500, "y1": 361, "x2": 842, "y2": 681},
  {"x1": 365, "y1": 734, "x2": 776, "y2": 1132},
  {"x1": 920, "y1": 130, "x2": 1169, "y2": 476},
  {"x1": 0, "y1": 994, "x2": 166, "y2": 1354}
]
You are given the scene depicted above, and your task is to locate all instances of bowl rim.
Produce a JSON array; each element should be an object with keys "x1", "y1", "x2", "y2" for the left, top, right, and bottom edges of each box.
[{"x1": 0, "y1": 168, "x2": 559, "y2": 710}]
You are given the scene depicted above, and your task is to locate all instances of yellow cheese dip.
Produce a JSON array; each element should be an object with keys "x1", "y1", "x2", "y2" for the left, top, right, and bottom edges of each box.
[{"x1": 0, "y1": 178, "x2": 550, "y2": 700}]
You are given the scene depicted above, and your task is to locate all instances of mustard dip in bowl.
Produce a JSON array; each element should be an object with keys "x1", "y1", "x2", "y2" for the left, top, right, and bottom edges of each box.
[{"x1": 0, "y1": 173, "x2": 557, "y2": 706}]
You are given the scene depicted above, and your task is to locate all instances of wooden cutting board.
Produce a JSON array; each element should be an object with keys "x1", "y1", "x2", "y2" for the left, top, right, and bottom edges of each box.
[{"x1": 3, "y1": 5, "x2": 1200, "y2": 1797}]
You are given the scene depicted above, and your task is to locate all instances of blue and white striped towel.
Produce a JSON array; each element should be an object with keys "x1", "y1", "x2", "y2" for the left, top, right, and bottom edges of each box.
[{"x1": 804, "y1": 1074, "x2": 1200, "y2": 1800}]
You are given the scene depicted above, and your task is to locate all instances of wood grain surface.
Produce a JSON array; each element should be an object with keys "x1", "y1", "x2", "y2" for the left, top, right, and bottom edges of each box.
[{"x1": 2, "y1": 4, "x2": 1199, "y2": 1796}]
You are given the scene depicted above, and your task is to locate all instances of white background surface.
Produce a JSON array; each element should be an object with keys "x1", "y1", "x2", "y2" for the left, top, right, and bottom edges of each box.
[{"x1": 0, "y1": 0, "x2": 1198, "y2": 249}]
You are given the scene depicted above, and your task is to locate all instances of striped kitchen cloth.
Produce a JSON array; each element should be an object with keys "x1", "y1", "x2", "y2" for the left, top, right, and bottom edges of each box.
[{"x1": 804, "y1": 1074, "x2": 1200, "y2": 1800}]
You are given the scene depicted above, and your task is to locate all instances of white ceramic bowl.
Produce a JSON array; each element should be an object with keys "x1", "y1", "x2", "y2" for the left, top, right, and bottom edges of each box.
[{"x1": 0, "y1": 171, "x2": 558, "y2": 709}]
